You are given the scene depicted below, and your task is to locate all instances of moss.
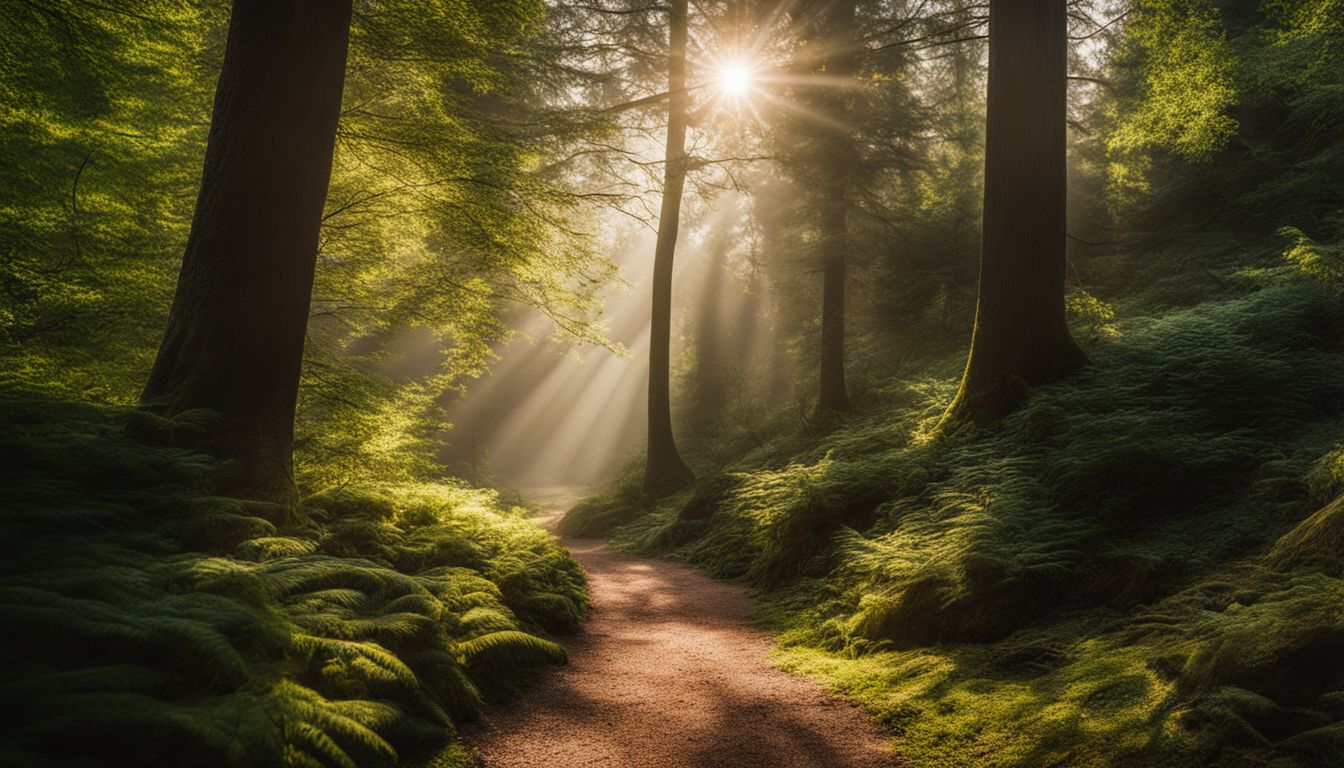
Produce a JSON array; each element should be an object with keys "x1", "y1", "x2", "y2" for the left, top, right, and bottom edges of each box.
[{"x1": 1267, "y1": 495, "x2": 1344, "y2": 574}]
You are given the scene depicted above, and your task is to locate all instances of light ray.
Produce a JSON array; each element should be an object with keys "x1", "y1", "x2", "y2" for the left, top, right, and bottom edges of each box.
[
  {"x1": 755, "y1": 72, "x2": 863, "y2": 90},
  {"x1": 756, "y1": 89, "x2": 855, "y2": 133}
]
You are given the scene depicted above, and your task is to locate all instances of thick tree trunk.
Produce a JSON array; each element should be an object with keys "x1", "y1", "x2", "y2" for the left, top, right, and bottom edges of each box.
[
  {"x1": 812, "y1": 0, "x2": 857, "y2": 413},
  {"x1": 940, "y1": 0, "x2": 1084, "y2": 428},
  {"x1": 140, "y1": 0, "x2": 352, "y2": 502},
  {"x1": 644, "y1": 0, "x2": 694, "y2": 495}
]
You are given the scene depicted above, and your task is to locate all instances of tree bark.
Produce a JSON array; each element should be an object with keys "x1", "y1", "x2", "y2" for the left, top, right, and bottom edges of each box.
[
  {"x1": 644, "y1": 0, "x2": 694, "y2": 495},
  {"x1": 140, "y1": 0, "x2": 352, "y2": 502},
  {"x1": 940, "y1": 0, "x2": 1084, "y2": 428}
]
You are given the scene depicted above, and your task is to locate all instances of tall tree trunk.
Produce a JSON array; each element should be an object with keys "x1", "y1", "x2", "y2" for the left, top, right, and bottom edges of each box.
[
  {"x1": 689, "y1": 237, "x2": 727, "y2": 436},
  {"x1": 644, "y1": 0, "x2": 694, "y2": 495},
  {"x1": 818, "y1": 193, "x2": 850, "y2": 411},
  {"x1": 812, "y1": 0, "x2": 858, "y2": 412},
  {"x1": 140, "y1": 0, "x2": 352, "y2": 503},
  {"x1": 939, "y1": 0, "x2": 1084, "y2": 428}
]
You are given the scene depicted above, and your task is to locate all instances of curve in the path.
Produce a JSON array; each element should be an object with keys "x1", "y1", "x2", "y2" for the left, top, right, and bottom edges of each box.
[{"x1": 466, "y1": 508, "x2": 905, "y2": 768}]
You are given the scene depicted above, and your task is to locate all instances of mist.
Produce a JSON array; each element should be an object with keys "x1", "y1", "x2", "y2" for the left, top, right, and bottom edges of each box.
[{"x1": 435, "y1": 191, "x2": 781, "y2": 491}]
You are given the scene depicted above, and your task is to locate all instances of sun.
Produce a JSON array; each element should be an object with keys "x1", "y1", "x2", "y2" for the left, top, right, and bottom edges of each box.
[{"x1": 718, "y1": 63, "x2": 753, "y2": 98}]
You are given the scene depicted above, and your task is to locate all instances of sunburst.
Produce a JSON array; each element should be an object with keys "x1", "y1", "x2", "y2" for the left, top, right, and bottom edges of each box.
[{"x1": 716, "y1": 62, "x2": 754, "y2": 98}]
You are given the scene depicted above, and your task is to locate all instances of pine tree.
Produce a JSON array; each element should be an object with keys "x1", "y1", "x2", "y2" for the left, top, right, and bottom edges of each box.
[
  {"x1": 793, "y1": 0, "x2": 860, "y2": 413},
  {"x1": 940, "y1": 0, "x2": 1085, "y2": 428}
]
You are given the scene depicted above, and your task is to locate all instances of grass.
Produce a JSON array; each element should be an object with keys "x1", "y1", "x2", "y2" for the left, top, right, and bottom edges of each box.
[
  {"x1": 564, "y1": 273, "x2": 1344, "y2": 767},
  {"x1": 0, "y1": 391, "x2": 586, "y2": 768}
]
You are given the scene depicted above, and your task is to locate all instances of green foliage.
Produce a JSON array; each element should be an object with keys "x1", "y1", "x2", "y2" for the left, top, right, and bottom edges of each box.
[
  {"x1": 0, "y1": 3, "x2": 215, "y2": 399},
  {"x1": 0, "y1": 391, "x2": 585, "y2": 767},
  {"x1": 1281, "y1": 226, "x2": 1344, "y2": 292},
  {"x1": 0, "y1": 0, "x2": 613, "y2": 486},
  {"x1": 455, "y1": 630, "x2": 567, "y2": 695},
  {"x1": 1103, "y1": 0, "x2": 1344, "y2": 266},
  {"x1": 1109, "y1": 0, "x2": 1239, "y2": 165},
  {"x1": 1066, "y1": 288, "x2": 1121, "y2": 345},
  {"x1": 556, "y1": 461, "x2": 646, "y2": 537}
]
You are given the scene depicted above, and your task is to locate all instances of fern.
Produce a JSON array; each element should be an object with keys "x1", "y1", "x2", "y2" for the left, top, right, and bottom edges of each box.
[
  {"x1": 457, "y1": 630, "x2": 568, "y2": 668},
  {"x1": 0, "y1": 392, "x2": 584, "y2": 766}
]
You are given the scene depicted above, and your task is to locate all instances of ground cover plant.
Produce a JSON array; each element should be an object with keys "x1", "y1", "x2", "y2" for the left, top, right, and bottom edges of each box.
[
  {"x1": 0, "y1": 390, "x2": 584, "y2": 767},
  {"x1": 568, "y1": 272, "x2": 1344, "y2": 767}
]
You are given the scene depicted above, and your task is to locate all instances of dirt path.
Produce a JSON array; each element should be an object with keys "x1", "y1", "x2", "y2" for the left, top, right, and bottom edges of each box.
[{"x1": 465, "y1": 490, "x2": 904, "y2": 768}]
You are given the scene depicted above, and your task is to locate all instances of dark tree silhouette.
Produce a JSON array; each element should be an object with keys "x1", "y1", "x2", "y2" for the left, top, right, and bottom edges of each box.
[
  {"x1": 940, "y1": 0, "x2": 1084, "y2": 428},
  {"x1": 814, "y1": 0, "x2": 858, "y2": 413},
  {"x1": 141, "y1": 0, "x2": 352, "y2": 501},
  {"x1": 644, "y1": 0, "x2": 694, "y2": 495},
  {"x1": 786, "y1": 0, "x2": 858, "y2": 412}
]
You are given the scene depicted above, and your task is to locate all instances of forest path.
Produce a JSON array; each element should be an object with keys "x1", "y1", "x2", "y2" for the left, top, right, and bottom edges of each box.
[{"x1": 465, "y1": 487, "x2": 904, "y2": 768}]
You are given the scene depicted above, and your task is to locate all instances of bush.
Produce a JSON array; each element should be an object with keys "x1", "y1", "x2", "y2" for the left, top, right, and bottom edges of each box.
[{"x1": 0, "y1": 390, "x2": 586, "y2": 767}]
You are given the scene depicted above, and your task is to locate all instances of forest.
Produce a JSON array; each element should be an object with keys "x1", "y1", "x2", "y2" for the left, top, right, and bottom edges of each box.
[{"x1": 1, "y1": 0, "x2": 1342, "y2": 766}]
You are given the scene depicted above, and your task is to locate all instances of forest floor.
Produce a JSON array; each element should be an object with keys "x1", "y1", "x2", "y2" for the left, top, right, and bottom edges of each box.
[{"x1": 464, "y1": 487, "x2": 904, "y2": 768}]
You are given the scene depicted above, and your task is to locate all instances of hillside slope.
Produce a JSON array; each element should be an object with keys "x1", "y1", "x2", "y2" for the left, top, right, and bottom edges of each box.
[{"x1": 565, "y1": 274, "x2": 1344, "y2": 767}]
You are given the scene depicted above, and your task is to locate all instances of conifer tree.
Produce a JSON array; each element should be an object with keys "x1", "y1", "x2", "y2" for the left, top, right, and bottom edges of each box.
[{"x1": 940, "y1": 0, "x2": 1085, "y2": 427}]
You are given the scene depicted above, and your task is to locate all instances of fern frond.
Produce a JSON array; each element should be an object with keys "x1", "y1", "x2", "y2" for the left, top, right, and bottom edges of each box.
[{"x1": 456, "y1": 631, "x2": 567, "y2": 669}]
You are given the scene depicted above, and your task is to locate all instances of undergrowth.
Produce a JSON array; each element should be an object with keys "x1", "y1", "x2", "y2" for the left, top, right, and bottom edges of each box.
[
  {"x1": 565, "y1": 275, "x2": 1344, "y2": 767},
  {"x1": 0, "y1": 392, "x2": 585, "y2": 768}
]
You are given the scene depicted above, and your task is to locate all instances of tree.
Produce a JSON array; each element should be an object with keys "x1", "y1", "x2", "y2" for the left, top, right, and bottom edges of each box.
[
  {"x1": 687, "y1": 232, "x2": 728, "y2": 437},
  {"x1": 644, "y1": 0, "x2": 695, "y2": 495},
  {"x1": 795, "y1": 0, "x2": 860, "y2": 413},
  {"x1": 939, "y1": 0, "x2": 1085, "y2": 428},
  {"x1": 815, "y1": 0, "x2": 859, "y2": 413},
  {"x1": 140, "y1": 0, "x2": 352, "y2": 502}
]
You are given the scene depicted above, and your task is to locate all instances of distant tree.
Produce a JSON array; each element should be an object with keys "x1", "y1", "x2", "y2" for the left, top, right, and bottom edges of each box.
[
  {"x1": 794, "y1": 0, "x2": 860, "y2": 412},
  {"x1": 939, "y1": 0, "x2": 1085, "y2": 428},
  {"x1": 644, "y1": 0, "x2": 695, "y2": 495},
  {"x1": 687, "y1": 241, "x2": 727, "y2": 435},
  {"x1": 140, "y1": 0, "x2": 352, "y2": 502}
]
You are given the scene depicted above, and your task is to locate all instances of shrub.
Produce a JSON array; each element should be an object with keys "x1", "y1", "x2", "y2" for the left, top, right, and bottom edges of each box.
[{"x1": 0, "y1": 390, "x2": 586, "y2": 767}]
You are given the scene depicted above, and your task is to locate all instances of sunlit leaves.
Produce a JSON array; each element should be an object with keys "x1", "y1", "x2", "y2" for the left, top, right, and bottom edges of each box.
[
  {"x1": 1280, "y1": 225, "x2": 1344, "y2": 292},
  {"x1": 0, "y1": 2, "x2": 216, "y2": 398},
  {"x1": 1065, "y1": 287, "x2": 1121, "y2": 345},
  {"x1": 294, "y1": 0, "x2": 616, "y2": 483},
  {"x1": 1, "y1": 0, "x2": 614, "y2": 487},
  {"x1": 1106, "y1": 0, "x2": 1238, "y2": 204}
]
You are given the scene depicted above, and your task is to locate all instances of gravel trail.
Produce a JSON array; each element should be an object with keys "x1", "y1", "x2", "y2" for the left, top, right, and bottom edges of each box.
[{"x1": 466, "y1": 491, "x2": 905, "y2": 768}]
